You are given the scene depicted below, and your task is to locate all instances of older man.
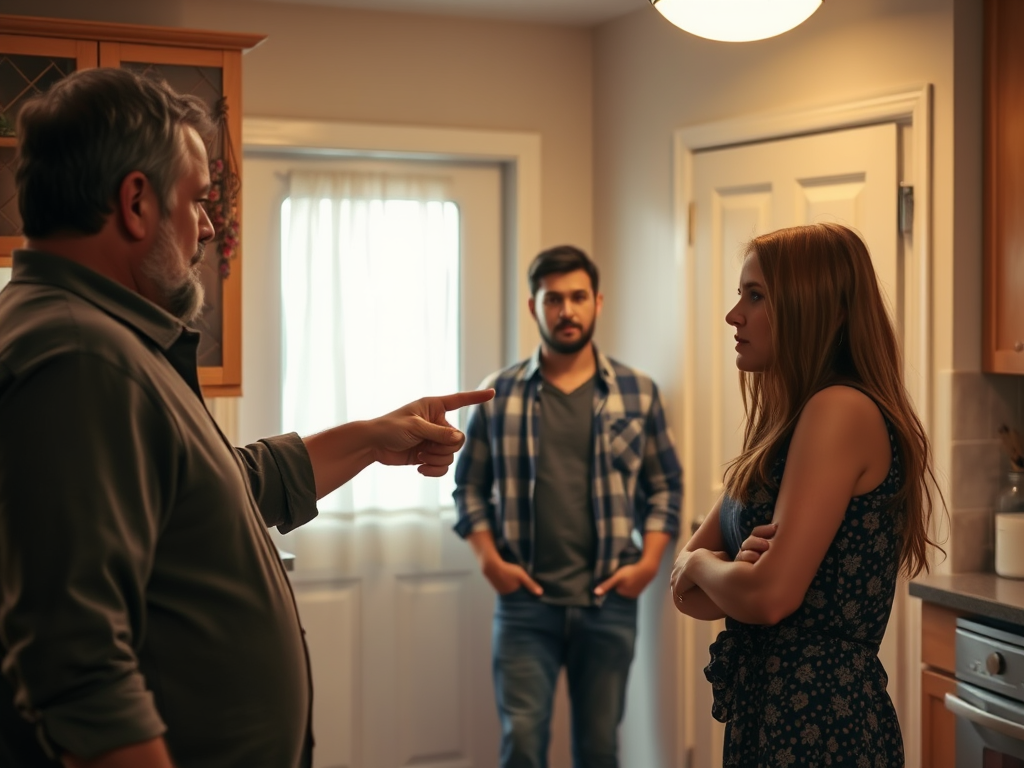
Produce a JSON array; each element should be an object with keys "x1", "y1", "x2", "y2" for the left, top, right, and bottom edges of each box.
[{"x1": 0, "y1": 67, "x2": 490, "y2": 768}]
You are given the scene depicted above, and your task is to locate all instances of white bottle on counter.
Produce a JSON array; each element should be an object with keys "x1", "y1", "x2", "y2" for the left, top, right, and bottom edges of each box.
[{"x1": 995, "y1": 471, "x2": 1024, "y2": 579}]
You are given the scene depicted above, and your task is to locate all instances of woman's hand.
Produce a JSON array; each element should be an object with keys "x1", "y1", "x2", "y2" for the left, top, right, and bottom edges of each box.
[
  {"x1": 670, "y1": 549, "x2": 732, "y2": 612},
  {"x1": 669, "y1": 548, "x2": 697, "y2": 598},
  {"x1": 734, "y1": 523, "x2": 778, "y2": 564},
  {"x1": 670, "y1": 549, "x2": 728, "y2": 602}
]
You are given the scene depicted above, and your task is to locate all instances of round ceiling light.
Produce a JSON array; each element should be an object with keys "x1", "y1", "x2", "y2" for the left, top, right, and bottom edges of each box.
[{"x1": 650, "y1": 0, "x2": 823, "y2": 42}]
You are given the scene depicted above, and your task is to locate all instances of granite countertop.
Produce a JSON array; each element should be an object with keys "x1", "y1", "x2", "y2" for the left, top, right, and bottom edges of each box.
[{"x1": 909, "y1": 572, "x2": 1024, "y2": 627}]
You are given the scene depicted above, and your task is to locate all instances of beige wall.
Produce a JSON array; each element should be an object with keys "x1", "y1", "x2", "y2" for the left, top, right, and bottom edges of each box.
[
  {"x1": 591, "y1": 0, "x2": 994, "y2": 560},
  {"x1": 592, "y1": 0, "x2": 978, "y2": 386},
  {"x1": 5, "y1": 0, "x2": 594, "y2": 255}
]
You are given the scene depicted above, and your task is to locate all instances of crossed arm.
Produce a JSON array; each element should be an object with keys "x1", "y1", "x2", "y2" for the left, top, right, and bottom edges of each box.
[{"x1": 670, "y1": 386, "x2": 891, "y2": 626}]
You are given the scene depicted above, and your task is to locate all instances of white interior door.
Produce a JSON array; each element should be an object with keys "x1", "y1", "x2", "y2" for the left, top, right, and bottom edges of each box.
[
  {"x1": 685, "y1": 122, "x2": 902, "y2": 768},
  {"x1": 239, "y1": 154, "x2": 504, "y2": 768}
]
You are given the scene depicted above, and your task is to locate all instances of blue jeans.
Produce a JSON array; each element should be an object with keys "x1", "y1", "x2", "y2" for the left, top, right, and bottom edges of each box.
[{"x1": 492, "y1": 589, "x2": 638, "y2": 768}]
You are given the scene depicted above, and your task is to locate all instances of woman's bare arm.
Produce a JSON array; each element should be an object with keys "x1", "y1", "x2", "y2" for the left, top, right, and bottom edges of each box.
[
  {"x1": 670, "y1": 495, "x2": 727, "y2": 620},
  {"x1": 680, "y1": 387, "x2": 891, "y2": 625}
]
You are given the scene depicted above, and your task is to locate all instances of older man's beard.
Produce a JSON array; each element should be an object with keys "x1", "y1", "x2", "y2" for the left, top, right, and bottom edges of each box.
[{"x1": 142, "y1": 219, "x2": 206, "y2": 324}]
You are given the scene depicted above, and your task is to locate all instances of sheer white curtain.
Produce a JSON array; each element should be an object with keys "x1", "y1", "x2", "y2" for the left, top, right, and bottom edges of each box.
[{"x1": 281, "y1": 171, "x2": 460, "y2": 514}]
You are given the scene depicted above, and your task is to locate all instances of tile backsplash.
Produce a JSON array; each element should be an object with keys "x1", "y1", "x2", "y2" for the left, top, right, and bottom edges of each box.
[{"x1": 945, "y1": 370, "x2": 1024, "y2": 572}]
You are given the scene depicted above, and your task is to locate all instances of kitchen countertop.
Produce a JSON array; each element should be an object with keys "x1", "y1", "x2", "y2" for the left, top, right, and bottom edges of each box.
[
  {"x1": 909, "y1": 572, "x2": 1024, "y2": 627},
  {"x1": 278, "y1": 548, "x2": 296, "y2": 572}
]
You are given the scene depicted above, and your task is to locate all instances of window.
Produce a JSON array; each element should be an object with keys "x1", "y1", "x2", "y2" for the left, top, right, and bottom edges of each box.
[{"x1": 280, "y1": 172, "x2": 462, "y2": 514}]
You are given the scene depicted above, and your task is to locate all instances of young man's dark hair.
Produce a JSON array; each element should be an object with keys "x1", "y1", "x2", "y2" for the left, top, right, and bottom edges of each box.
[{"x1": 527, "y1": 244, "x2": 600, "y2": 296}]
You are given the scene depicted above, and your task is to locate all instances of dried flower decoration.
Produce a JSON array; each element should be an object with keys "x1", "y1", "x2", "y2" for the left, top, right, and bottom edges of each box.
[{"x1": 208, "y1": 98, "x2": 241, "y2": 279}]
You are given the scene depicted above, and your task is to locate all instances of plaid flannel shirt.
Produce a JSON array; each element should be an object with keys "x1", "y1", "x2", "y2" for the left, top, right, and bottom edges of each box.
[{"x1": 453, "y1": 346, "x2": 683, "y2": 583}]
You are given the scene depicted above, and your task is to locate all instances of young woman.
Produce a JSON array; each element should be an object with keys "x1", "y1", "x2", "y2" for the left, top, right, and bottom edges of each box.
[{"x1": 670, "y1": 223, "x2": 944, "y2": 767}]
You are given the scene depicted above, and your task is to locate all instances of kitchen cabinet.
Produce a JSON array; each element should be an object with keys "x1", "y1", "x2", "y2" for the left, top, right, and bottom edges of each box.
[
  {"x1": 920, "y1": 602, "x2": 963, "y2": 768},
  {"x1": 912, "y1": 574, "x2": 1024, "y2": 766},
  {"x1": 984, "y1": 0, "x2": 1024, "y2": 374},
  {"x1": 0, "y1": 15, "x2": 265, "y2": 396}
]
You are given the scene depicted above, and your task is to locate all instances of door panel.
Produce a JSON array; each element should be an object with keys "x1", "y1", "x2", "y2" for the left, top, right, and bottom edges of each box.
[{"x1": 686, "y1": 122, "x2": 900, "y2": 767}]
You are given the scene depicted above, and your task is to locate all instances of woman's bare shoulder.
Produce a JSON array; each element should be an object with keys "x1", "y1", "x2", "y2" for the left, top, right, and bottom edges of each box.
[{"x1": 797, "y1": 385, "x2": 886, "y2": 440}]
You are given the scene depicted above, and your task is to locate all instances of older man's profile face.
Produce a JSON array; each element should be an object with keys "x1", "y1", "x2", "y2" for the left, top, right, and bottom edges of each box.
[{"x1": 140, "y1": 126, "x2": 216, "y2": 324}]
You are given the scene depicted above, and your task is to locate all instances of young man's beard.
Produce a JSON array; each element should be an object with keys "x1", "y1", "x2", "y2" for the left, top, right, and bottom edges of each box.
[
  {"x1": 540, "y1": 319, "x2": 596, "y2": 355},
  {"x1": 142, "y1": 219, "x2": 206, "y2": 324}
]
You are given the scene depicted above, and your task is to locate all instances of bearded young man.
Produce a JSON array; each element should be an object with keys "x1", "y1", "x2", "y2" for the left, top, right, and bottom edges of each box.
[
  {"x1": 453, "y1": 245, "x2": 682, "y2": 768},
  {"x1": 0, "y1": 67, "x2": 490, "y2": 768}
]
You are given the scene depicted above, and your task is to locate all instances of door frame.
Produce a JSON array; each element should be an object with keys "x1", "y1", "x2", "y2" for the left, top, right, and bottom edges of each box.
[
  {"x1": 208, "y1": 118, "x2": 542, "y2": 440},
  {"x1": 672, "y1": 85, "x2": 934, "y2": 768}
]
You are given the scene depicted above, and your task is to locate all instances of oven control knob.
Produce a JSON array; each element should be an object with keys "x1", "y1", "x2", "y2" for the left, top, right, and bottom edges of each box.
[{"x1": 985, "y1": 652, "x2": 1005, "y2": 676}]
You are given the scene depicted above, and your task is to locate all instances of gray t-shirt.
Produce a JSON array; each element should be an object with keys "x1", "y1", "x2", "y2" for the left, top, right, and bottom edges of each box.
[
  {"x1": 0, "y1": 250, "x2": 318, "y2": 768},
  {"x1": 533, "y1": 376, "x2": 596, "y2": 606}
]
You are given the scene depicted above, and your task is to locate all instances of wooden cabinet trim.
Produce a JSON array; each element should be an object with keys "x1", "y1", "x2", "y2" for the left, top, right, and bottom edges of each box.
[
  {"x1": 218, "y1": 50, "x2": 243, "y2": 391},
  {"x1": 982, "y1": 0, "x2": 1024, "y2": 373},
  {"x1": 0, "y1": 32, "x2": 86, "y2": 56},
  {"x1": 0, "y1": 15, "x2": 265, "y2": 52},
  {"x1": 983, "y1": 0, "x2": 1001, "y2": 370},
  {"x1": 921, "y1": 601, "x2": 964, "y2": 674},
  {"x1": 921, "y1": 668, "x2": 957, "y2": 768},
  {"x1": 99, "y1": 42, "x2": 226, "y2": 68}
]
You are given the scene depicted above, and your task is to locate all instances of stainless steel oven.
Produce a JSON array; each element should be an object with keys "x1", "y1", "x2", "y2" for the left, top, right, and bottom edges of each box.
[{"x1": 946, "y1": 617, "x2": 1024, "y2": 767}]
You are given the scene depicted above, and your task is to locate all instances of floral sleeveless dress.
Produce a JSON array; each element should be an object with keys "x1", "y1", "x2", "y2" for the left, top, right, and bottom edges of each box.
[{"x1": 707, "y1": 421, "x2": 905, "y2": 767}]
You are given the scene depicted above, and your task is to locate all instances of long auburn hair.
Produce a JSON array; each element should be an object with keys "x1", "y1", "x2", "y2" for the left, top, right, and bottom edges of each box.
[{"x1": 723, "y1": 222, "x2": 944, "y2": 578}]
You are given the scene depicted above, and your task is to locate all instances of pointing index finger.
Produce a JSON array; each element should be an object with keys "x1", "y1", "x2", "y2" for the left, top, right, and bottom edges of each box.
[{"x1": 439, "y1": 388, "x2": 495, "y2": 412}]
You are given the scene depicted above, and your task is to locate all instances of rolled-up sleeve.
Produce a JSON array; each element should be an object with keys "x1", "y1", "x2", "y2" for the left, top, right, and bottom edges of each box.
[
  {"x1": 639, "y1": 385, "x2": 683, "y2": 537},
  {"x1": 234, "y1": 434, "x2": 318, "y2": 534},
  {"x1": 452, "y1": 401, "x2": 496, "y2": 538},
  {"x1": 0, "y1": 354, "x2": 168, "y2": 759}
]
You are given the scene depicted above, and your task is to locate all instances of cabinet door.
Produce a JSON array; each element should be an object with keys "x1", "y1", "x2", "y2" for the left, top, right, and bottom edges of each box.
[
  {"x1": 100, "y1": 43, "x2": 244, "y2": 395},
  {"x1": 0, "y1": 35, "x2": 97, "y2": 266},
  {"x1": 984, "y1": 0, "x2": 1024, "y2": 373},
  {"x1": 921, "y1": 668, "x2": 957, "y2": 768}
]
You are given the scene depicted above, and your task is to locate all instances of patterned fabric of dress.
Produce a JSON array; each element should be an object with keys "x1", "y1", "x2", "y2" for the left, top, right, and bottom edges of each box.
[{"x1": 707, "y1": 419, "x2": 905, "y2": 768}]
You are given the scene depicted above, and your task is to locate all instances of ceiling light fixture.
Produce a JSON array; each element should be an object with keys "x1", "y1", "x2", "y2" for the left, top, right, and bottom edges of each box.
[{"x1": 649, "y1": 0, "x2": 823, "y2": 43}]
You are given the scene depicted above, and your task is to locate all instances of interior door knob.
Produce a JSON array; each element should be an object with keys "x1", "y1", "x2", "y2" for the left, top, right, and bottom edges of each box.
[{"x1": 1015, "y1": 340, "x2": 1024, "y2": 352}]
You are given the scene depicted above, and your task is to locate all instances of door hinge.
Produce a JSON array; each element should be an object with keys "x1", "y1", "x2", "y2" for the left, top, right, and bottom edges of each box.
[
  {"x1": 688, "y1": 201, "x2": 696, "y2": 246},
  {"x1": 899, "y1": 184, "x2": 914, "y2": 235}
]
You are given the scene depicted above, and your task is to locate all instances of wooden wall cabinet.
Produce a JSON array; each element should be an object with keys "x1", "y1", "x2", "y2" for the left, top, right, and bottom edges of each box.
[
  {"x1": 984, "y1": 0, "x2": 1024, "y2": 374},
  {"x1": 0, "y1": 15, "x2": 265, "y2": 396}
]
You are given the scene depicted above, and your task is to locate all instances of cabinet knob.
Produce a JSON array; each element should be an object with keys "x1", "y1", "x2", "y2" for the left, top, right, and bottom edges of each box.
[
  {"x1": 986, "y1": 651, "x2": 1006, "y2": 675},
  {"x1": 1016, "y1": 341, "x2": 1024, "y2": 353}
]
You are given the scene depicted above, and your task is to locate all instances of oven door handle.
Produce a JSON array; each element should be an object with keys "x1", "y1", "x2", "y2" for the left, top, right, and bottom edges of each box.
[{"x1": 945, "y1": 693, "x2": 1024, "y2": 741}]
